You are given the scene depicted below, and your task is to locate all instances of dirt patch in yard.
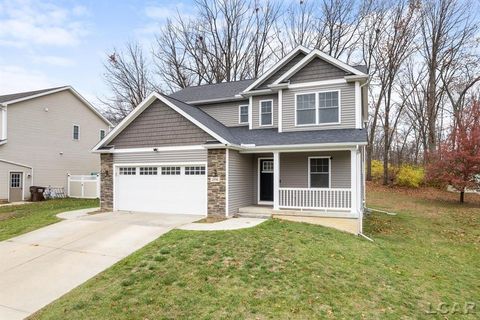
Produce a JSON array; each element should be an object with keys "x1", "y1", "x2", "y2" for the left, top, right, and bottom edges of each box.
[{"x1": 194, "y1": 216, "x2": 227, "y2": 223}]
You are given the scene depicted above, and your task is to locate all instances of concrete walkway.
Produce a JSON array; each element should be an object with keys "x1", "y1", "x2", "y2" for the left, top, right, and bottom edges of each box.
[
  {"x1": 178, "y1": 217, "x2": 267, "y2": 231},
  {"x1": 0, "y1": 210, "x2": 201, "y2": 320}
]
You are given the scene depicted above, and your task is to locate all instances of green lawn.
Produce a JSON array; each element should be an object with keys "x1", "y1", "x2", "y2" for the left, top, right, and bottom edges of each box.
[
  {"x1": 0, "y1": 198, "x2": 99, "y2": 241},
  {"x1": 31, "y1": 186, "x2": 480, "y2": 319}
]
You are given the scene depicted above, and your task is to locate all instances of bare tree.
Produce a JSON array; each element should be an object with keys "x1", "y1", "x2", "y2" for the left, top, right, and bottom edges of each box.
[
  {"x1": 420, "y1": 0, "x2": 478, "y2": 153},
  {"x1": 101, "y1": 42, "x2": 154, "y2": 123},
  {"x1": 373, "y1": 0, "x2": 419, "y2": 184},
  {"x1": 152, "y1": 0, "x2": 279, "y2": 91}
]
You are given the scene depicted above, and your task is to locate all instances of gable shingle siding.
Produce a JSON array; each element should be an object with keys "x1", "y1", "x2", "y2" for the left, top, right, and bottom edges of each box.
[
  {"x1": 110, "y1": 100, "x2": 215, "y2": 148},
  {"x1": 257, "y1": 52, "x2": 307, "y2": 89},
  {"x1": 289, "y1": 57, "x2": 349, "y2": 83}
]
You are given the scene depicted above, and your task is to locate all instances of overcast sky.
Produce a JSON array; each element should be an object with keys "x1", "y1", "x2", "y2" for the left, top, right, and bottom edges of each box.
[{"x1": 0, "y1": 0, "x2": 191, "y2": 105}]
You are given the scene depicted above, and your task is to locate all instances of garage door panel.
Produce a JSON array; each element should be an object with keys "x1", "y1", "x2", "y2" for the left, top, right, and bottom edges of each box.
[{"x1": 115, "y1": 165, "x2": 206, "y2": 215}]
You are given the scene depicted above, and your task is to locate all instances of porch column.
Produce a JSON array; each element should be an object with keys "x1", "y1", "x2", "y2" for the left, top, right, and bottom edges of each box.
[
  {"x1": 273, "y1": 151, "x2": 280, "y2": 210},
  {"x1": 350, "y1": 149, "x2": 359, "y2": 216}
]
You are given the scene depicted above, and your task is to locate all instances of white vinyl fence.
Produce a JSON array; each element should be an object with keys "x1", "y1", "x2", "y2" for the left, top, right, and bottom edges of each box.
[{"x1": 67, "y1": 174, "x2": 100, "y2": 199}]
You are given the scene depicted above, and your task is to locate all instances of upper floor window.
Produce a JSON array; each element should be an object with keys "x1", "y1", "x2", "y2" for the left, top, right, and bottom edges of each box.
[
  {"x1": 100, "y1": 129, "x2": 106, "y2": 140},
  {"x1": 73, "y1": 125, "x2": 80, "y2": 140},
  {"x1": 260, "y1": 100, "x2": 273, "y2": 126},
  {"x1": 296, "y1": 93, "x2": 316, "y2": 125},
  {"x1": 295, "y1": 91, "x2": 340, "y2": 126},
  {"x1": 239, "y1": 105, "x2": 249, "y2": 124},
  {"x1": 319, "y1": 91, "x2": 339, "y2": 124}
]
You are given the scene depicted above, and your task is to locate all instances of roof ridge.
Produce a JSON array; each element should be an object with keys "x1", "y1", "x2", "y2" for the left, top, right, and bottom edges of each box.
[{"x1": 0, "y1": 86, "x2": 69, "y2": 99}]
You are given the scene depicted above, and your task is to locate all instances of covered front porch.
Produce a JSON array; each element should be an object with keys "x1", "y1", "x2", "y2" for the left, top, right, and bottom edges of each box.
[{"x1": 226, "y1": 147, "x2": 365, "y2": 232}]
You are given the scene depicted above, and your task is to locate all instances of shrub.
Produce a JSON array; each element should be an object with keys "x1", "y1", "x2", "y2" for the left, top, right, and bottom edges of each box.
[
  {"x1": 371, "y1": 160, "x2": 384, "y2": 181},
  {"x1": 396, "y1": 164, "x2": 425, "y2": 188}
]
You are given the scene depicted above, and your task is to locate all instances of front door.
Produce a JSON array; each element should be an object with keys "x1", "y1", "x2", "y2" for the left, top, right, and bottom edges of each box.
[
  {"x1": 9, "y1": 172, "x2": 23, "y2": 202},
  {"x1": 259, "y1": 159, "x2": 274, "y2": 203}
]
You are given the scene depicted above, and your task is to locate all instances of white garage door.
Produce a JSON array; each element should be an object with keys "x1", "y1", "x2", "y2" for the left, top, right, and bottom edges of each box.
[{"x1": 115, "y1": 165, "x2": 207, "y2": 215}]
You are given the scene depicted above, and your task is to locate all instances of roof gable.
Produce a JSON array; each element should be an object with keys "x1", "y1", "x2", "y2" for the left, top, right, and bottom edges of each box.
[
  {"x1": 288, "y1": 57, "x2": 350, "y2": 83},
  {"x1": 110, "y1": 99, "x2": 216, "y2": 148},
  {"x1": 254, "y1": 51, "x2": 307, "y2": 89},
  {"x1": 0, "y1": 86, "x2": 112, "y2": 126},
  {"x1": 93, "y1": 93, "x2": 235, "y2": 151},
  {"x1": 273, "y1": 49, "x2": 367, "y2": 85},
  {"x1": 242, "y1": 46, "x2": 310, "y2": 93}
]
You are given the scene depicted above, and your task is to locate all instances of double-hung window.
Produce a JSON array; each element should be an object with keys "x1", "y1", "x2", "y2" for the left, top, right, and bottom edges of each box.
[
  {"x1": 318, "y1": 91, "x2": 339, "y2": 124},
  {"x1": 296, "y1": 91, "x2": 340, "y2": 126},
  {"x1": 296, "y1": 93, "x2": 316, "y2": 125},
  {"x1": 260, "y1": 100, "x2": 273, "y2": 126},
  {"x1": 309, "y1": 157, "x2": 330, "y2": 188},
  {"x1": 239, "y1": 105, "x2": 249, "y2": 124}
]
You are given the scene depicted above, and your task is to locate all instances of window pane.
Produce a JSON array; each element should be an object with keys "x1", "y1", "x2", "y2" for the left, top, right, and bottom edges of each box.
[
  {"x1": 297, "y1": 94, "x2": 316, "y2": 110},
  {"x1": 73, "y1": 125, "x2": 79, "y2": 140},
  {"x1": 310, "y1": 174, "x2": 329, "y2": 188},
  {"x1": 239, "y1": 105, "x2": 248, "y2": 123},
  {"x1": 100, "y1": 130, "x2": 105, "y2": 140},
  {"x1": 297, "y1": 109, "x2": 316, "y2": 125},
  {"x1": 260, "y1": 101, "x2": 272, "y2": 126},
  {"x1": 310, "y1": 158, "x2": 329, "y2": 173},
  {"x1": 319, "y1": 108, "x2": 339, "y2": 123}
]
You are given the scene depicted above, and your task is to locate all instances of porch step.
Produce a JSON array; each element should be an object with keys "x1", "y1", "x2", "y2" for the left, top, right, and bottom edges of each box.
[{"x1": 237, "y1": 206, "x2": 273, "y2": 219}]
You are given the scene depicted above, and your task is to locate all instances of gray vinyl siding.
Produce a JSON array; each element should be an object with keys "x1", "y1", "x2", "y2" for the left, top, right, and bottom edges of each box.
[
  {"x1": 0, "y1": 90, "x2": 109, "y2": 200},
  {"x1": 113, "y1": 149, "x2": 207, "y2": 164},
  {"x1": 289, "y1": 57, "x2": 349, "y2": 83},
  {"x1": 282, "y1": 82, "x2": 356, "y2": 131},
  {"x1": 199, "y1": 100, "x2": 249, "y2": 127},
  {"x1": 111, "y1": 100, "x2": 215, "y2": 148},
  {"x1": 252, "y1": 94, "x2": 278, "y2": 129},
  {"x1": 250, "y1": 151, "x2": 350, "y2": 203},
  {"x1": 257, "y1": 52, "x2": 307, "y2": 89},
  {"x1": 280, "y1": 151, "x2": 351, "y2": 189},
  {"x1": 227, "y1": 150, "x2": 254, "y2": 214},
  {"x1": 0, "y1": 162, "x2": 33, "y2": 201}
]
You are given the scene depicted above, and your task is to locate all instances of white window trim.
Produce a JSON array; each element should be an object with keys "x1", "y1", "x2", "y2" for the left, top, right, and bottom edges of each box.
[
  {"x1": 72, "y1": 124, "x2": 80, "y2": 141},
  {"x1": 238, "y1": 104, "x2": 249, "y2": 125},
  {"x1": 294, "y1": 91, "x2": 317, "y2": 127},
  {"x1": 259, "y1": 99, "x2": 274, "y2": 127},
  {"x1": 294, "y1": 90, "x2": 341, "y2": 127},
  {"x1": 308, "y1": 156, "x2": 331, "y2": 189},
  {"x1": 100, "y1": 129, "x2": 106, "y2": 140}
]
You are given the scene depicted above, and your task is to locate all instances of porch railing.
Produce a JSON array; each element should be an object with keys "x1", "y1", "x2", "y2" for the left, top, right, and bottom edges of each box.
[{"x1": 279, "y1": 188, "x2": 351, "y2": 210}]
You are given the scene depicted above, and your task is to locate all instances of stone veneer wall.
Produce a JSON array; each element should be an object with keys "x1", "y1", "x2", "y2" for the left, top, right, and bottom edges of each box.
[
  {"x1": 207, "y1": 149, "x2": 226, "y2": 216},
  {"x1": 100, "y1": 153, "x2": 113, "y2": 211}
]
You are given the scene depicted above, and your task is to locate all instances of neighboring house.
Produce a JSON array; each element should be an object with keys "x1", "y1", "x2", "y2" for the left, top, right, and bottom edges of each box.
[
  {"x1": 0, "y1": 86, "x2": 112, "y2": 202},
  {"x1": 93, "y1": 46, "x2": 369, "y2": 234}
]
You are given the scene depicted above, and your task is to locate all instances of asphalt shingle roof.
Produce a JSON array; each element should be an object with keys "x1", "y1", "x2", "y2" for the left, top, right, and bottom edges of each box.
[
  {"x1": 169, "y1": 79, "x2": 255, "y2": 103},
  {"x1": 0, "y1": 86, "x2": 68, "y2": 104},
  {"x1": 227, "y1": 126, "x2": 367, "y2": 146}
]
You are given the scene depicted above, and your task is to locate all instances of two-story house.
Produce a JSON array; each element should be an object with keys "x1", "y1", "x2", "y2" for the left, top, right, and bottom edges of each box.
[
  {"x1": 93, "y1": 46, "x2": 368, "y2": 234},
  {"x1": 0, "y1": 86, "x2": 112, "y2": 202}
]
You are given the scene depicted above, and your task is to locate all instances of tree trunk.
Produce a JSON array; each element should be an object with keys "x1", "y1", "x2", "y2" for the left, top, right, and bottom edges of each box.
[
  {"x1": 460, "y1": 191, "x2": 464, "y2": 203},
  {"x1": 366, "y1": 144, "x2": 373, "y2": 181}
]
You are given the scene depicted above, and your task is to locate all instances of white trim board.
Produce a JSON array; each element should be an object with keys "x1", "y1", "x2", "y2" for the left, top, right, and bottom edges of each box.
[
  {"x1": 258, "y1": 99, "x2": 274, "y2": 127},
  {"x1": 242, "y1": 46, "x2": 309, "y2": 93},
  {"x1": 92, "y1": 92, "x2": 231, "y2": 152},
  {"x1": 273, "y1": 49, "x2": 367, "y2": 85},
  {"x1": 307, "y1": 156, "x2": 332, "y2": 188}
]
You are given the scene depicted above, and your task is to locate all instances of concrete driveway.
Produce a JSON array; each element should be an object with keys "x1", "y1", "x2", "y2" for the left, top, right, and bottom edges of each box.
[{"x1": 0, "y1": 210, "x2": 201, "y2": 320}]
